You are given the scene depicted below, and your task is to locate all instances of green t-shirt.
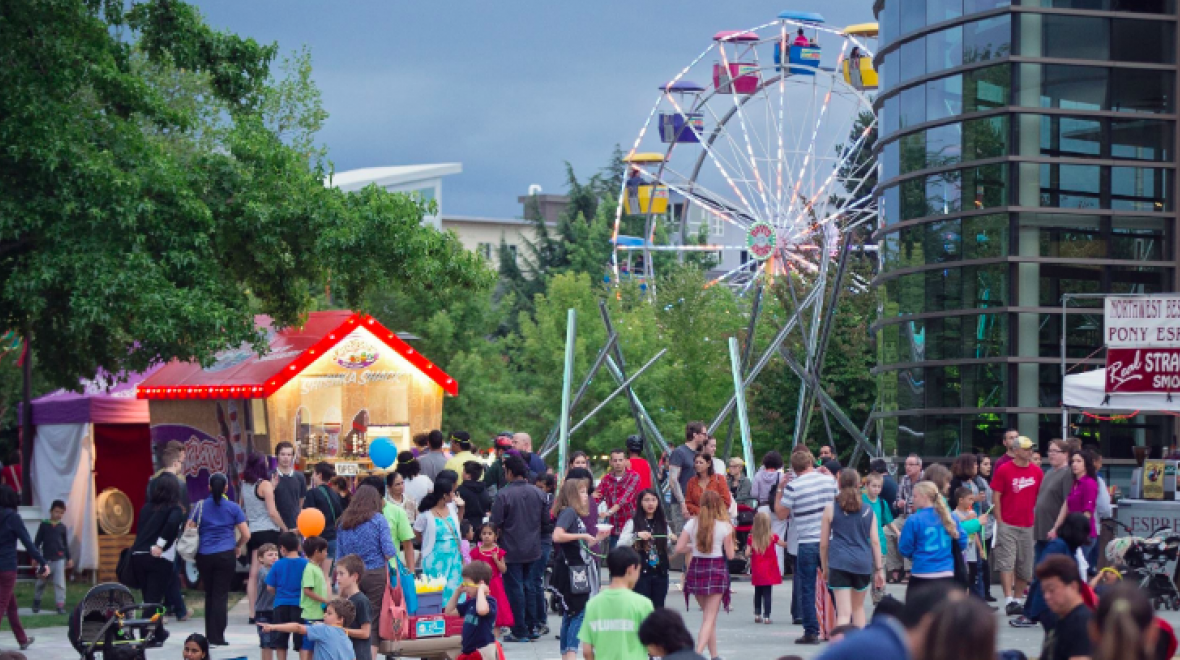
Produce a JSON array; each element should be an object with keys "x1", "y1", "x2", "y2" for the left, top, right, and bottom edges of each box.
[
  {"x1": 577, "y1": 587, "x2": 654, "y2": 660},
  {"x1": 383, "y1": 501, "x2": 415, "y2": 565},
  {"x1": 301, "y1": 562, "x2": 328, "y2": 621}
]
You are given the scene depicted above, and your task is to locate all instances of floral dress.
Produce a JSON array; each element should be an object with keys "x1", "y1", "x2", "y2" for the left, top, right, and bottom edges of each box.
[
  {"x1": 422, "y1": 513, "x2": 463, "y2": 604},
  {"x1": 470, "y1": 544, "x2": 515, "y2": 628}
]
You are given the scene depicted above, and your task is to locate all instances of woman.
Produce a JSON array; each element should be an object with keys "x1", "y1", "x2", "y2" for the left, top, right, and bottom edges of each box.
[
  {"x1": 567, "y1": 451, "x2": 590, "y2": 473},
  {"x1": 240, "y1": 453, "x2": 282, "y2": 619},
  {"x1": 675, "y1": 490, "x2": 733, "y2": 660},
  {"x1": 702, "y1": 437, "x2": 726, "y2": 476},
  {"x1": 552, "y1": 478, "x2": 611, "y2": 659},
  {"x1": 898, "y1": 481, "x2": 966, "y2": 600},
  {"x1": 726, "y1": 458, "x2": 751, "y2": 503},
  {"x1": 1092, "y1": 583, "x2": 1159, "y2": 660},
  {"x1": 1024, "y1": 513, "x2": 1092, "y2": 629},
  {"x1": 1051, "y1": 450, "x2": 1099, "y2": 552},
  {"x1": 949, "y1": 454, "x2": 981, "y2": 503},
  {"x1": 336, "y1": 484, "x2": 397, "y2": 660},
  {"x1": 618, "y1": 489, "x2": 670, "y2": 608},
  {"x1": 975, "y1": 453, "x2": 997, "y2": 601},
  {"x1": 130, "y1": 476, "x2": 186, "y2": 611},
  {"x1": 181, "y1": 633, "x2": 210, "y2": 660},
  {"x1": 189, "y1": 473, "x2": 250, "y2": 646},
  {"x1": 385, "y1": 471, "x2": 418, "y2": 521},
  {"x1": 924, "y1": 597, "x2": 997, "y2": 660},
  {"x1": 685, "y1": 452, "x2": 731, "y2": 517},
  {"x1": 414, "y1": 479, "x2": 463, "y2": 604},
  {"x1": 821, "y1": 469, "x2": 883, "y2": 627},
  {"x1": 924, "y1": 464, "x2": 952, "y2": 498},
  {"x1": 396, "y1": 450, "x2": 433, "y2": 505},
  {"x1": 0, "y1": 486, "x2": 43, "y2": 651}
]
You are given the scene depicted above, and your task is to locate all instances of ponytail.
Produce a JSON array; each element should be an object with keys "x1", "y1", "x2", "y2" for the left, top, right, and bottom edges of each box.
[
  {"x1": 1096, "y1": 584, "x2": 1154, "y2": 660},
  {"x1": 418, "y1": 480, "x2": 453, "y2": 513},
  {"x1": 209, "y1": 473, "x2": 227, "y2": 506},
  {"x1": 916, "y1": 481, "x2": 958, "y2": 539}
]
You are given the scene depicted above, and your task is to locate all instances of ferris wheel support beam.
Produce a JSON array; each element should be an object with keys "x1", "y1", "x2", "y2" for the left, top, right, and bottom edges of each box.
[
  {"x1": 791, "y1": 228, "x2": 831, "y2": 448},
  {"x1": 722, "y1": 283, "x2": 763, "y2": 464},
  {"x1": 777, "y1": 347, "x2": 878, "y2": 459}
]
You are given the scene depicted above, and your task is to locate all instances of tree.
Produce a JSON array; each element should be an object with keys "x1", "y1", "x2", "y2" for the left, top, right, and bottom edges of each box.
[{"x1": 0, "y1": 0, "x2": 491, "y2": 392}]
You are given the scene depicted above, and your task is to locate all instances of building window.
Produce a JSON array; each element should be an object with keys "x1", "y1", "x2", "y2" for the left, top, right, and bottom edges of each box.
[
  {"x1": 477, "y1": 243, "x2": 493, "y2": 260},
  {"x1": 507, "y1": 244, "x2": 518, "y2": 263}
]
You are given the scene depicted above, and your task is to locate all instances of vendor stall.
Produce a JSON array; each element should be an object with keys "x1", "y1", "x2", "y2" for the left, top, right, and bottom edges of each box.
[{"x1": 138, "y1": 311, "x2": 457, "y2": 500}]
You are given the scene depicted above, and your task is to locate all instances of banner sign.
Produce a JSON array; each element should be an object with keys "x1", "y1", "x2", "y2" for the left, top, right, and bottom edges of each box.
[
  {"x1": 1105, "y1": 348, "x2": 1180, "y2": 392},
  {"x1": 1105, "y1": 295, "x2": 1180, "y2": 347}
]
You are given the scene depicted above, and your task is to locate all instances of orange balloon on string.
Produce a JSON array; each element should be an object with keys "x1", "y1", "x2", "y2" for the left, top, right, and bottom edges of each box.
[{"x1": 297, "y1": 508, "x2": 326, "y2": 537}]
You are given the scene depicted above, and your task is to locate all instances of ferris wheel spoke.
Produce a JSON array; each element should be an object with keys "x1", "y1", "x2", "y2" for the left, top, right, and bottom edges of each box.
[
  {"x1": 694, "y1": 99, "x2": 768, "y2": 220},
  {"x1": 717, "y1": 45, "x2": 774, "y2": 221}
]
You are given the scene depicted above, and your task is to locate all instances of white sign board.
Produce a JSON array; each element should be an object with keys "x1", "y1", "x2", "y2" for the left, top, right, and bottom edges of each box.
[
  {"x1": 1105, "y1": 295, "x2": 1180, "y2": 347},
  {"x1": 335, "y1": 462, "x2": 358, "y2": 476}
]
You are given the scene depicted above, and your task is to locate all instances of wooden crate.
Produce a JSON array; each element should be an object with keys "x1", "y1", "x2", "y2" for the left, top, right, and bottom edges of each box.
[{"x1": 98, "y1": 534, "x2": 135, "y2": 583}]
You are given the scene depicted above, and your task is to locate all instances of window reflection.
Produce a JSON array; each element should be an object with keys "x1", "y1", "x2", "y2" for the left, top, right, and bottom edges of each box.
[
  {"x1": 901, "y1": 38, "x2": 926, "y2": 84},
  {"x1": 927, "y1": 75, "x2": 964, "y2": 123}
]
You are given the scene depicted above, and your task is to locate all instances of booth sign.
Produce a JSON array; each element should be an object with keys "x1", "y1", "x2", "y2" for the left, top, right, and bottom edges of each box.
[
  {"x1": 1104, "y1": 295, "x2": 1180, "y2": 347},
  {"x1": 1106, "y1": 347, "x2": 1180, "y2": 393}
]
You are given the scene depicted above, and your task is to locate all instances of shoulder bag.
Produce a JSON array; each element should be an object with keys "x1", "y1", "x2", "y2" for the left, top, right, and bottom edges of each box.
[
  {"x1": 176, "y1": 500, "x2": 204, "y2": 563},
  {"x1": 116, "y1": 547, "x2": 139, "y2": 589},
  {"x1": 557, "y1": 513, "x2": 592, "y2": 596},
  {"x1": 379, "y1": 559, "x2": 409, "y2": 641},
  {"x1": 947, "y1": 527, "x2": 969, "y2": 588}
]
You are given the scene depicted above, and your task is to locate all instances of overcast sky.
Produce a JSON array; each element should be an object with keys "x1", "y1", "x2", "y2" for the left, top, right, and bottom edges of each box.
[{"x1": 193, "y1": 1, "x2": 874, "y2": 217}]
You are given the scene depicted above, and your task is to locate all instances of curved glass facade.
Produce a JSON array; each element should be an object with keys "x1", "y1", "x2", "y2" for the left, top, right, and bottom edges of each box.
[{"x1": 873, "y1": 0, "x2": 1178, "y2": 457}]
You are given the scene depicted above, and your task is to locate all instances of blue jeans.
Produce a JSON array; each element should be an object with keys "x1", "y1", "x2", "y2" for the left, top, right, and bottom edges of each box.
[
  {"x1": 533, "y1": 543, "x2": 552, "y2": 631},
  {"x1": 1084, "y1": 538, "x2": 1099, "y2": 576},
  {"x1": 505, "y1": 556, "x2": 545, "y2": 638},
  {"x1": 794, "y1": 543, "x2": 820, "y2": 636},
  {"x1": 559, "y1": 608, "x2": 585, "y2": 654}
]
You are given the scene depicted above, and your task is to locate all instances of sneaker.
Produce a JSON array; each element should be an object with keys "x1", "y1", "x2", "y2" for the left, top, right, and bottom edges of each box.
[
  {"x1": 533, "y1": 625, "x2": 550, "y2": 637},
  {"x1": 764, "y1": 618, "x2": 773, "y2": 625},
  {"x1": 30, "y1": 603, "x2": 39, "y2": 614},
  {"x1": 502, "y1": 633, "x2": 532, "y2": 643},
  {"x1": 1009, "y1": 615, "x2": 1037, "y2": 628},
  {"x1": 1004, "y1": 601, "x2": 1023, "y2": 616},
  {"x1": 755, "y1": 615, "x2": 763, "y2": 624},
  {"x1": 19, "y1": 638, "x2": 33, "y2": 651},
  {"x1": 56, "y1": 607, "x2": 66, "y2": 615},
  {"x1": 795, "y1": 634, "x2": 821, "y2": 645}
]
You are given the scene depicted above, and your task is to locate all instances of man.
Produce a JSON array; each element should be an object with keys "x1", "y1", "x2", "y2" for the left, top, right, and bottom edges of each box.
[
  {"x1": 443, "y1": 431, "x2": 478, "y2": 475},
  {"x1": 1033, "y1": 440, "x2": 1075, "y2": 561},
  {"x1": 483, "y1": 434, "x2": 515, "y2": 496},
  {"x1": 512, "y1": 432, "x2": 548, "y2": 479},
  {"x1": 360, "y1": 475, "x2": 415, "y2": 570},
  {"x1": 147, "y1": 440, "x2": 188, "y2": 621},
  {"x1": 596, "y1": 449, "x2": 641, "y2": 549},
  {"x1": 886, "y1": 454, "x2": 923, "y2": 583},
  {"x1": 418, "y1": 430, "x2": 448, "y2": 482},
  {"x1": 819, "y1": 444, "x2": 835, "y2": 462},
  {"x1": 456, "y1": 461, "x2": 492, "y2": 530},
  {"x1": 816, "y1": 581, "x2": 964, "y2": 660},
  {"x1": 776, "y1": 448, "x2": 838, "y2": 644},
  {"x1": 490, "y1": 454, "x2": 549, "y2": 643},
  {"x1": 993, "y1": 436, "x2": 1043, "y2": 616},
  {"x1": 304, "y1": 462, "x2": 343, "y2": 577},
  {"x1": 1032, "y1": 451, "x2": 1044, "y2": 472},
  {"x1": 579, "y1": 547, "x2": 654, "y2": 660},
  {"x1": 1036, "y1": 555, "x2": 1093, "y2": 660},
  {"x1": 625, "y1": 435, "x2": 653, "y2": 491},
  {"x1": 272, "y1": 441, "x2": 306, "y2": 532},
  {"x1": 871, "y1": 458, "x2": 899, "y2": 513},
  {"x1": 992, "y1": 428, "x2": 1020, "y2": 478},
  {"x1": 668, "y1": 422, "x2": 707, "y2": 530}
]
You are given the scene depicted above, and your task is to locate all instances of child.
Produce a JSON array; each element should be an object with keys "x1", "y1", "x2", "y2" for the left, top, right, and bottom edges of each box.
[
  {"x1": 745, "y1": 510, "x2": 789, "y2": 624},
  {"x1": 32, "y1": 499, "x2": 71, "y2": 614},
  {"x1": 952, "y1": 487, "x2": 985, "y2": 599},
  {"x1": 334, "y1": 554, "x2": 373, "y2": 660},
  {"x1": 445, "y1": 561, "x2": 497, "y2": 660},
  {"x1": 862, "y1": 472, "x2": 897, "y2": 604},
  {"x1": 266, "y1": 532, "x2": 309, "y2": 660},
  {"x1": 255, "y1": 543, "x2": 280, "y2": 660},
  {"x1": 468, "y1": 523, "x2": 514, "y2": 633},
  {"x1": 301, "y1": 536, "x2": 331, "y2": 660},
  {"x1": 460, "y1": 521, "x2": 473, "y2": 566},
  {"x1": 261, "y1": 598, "x2": 355, "y2": 660}
]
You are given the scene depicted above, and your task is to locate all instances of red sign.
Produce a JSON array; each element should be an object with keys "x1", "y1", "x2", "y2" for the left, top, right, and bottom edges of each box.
[{"x1": 1105, "y1": 348, "x2": 1180, "y2": 392}]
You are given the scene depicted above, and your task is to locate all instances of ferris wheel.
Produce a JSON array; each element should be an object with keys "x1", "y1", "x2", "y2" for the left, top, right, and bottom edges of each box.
[{"x1": 610, "y1": 12, "x2": 880, "y2": 295}]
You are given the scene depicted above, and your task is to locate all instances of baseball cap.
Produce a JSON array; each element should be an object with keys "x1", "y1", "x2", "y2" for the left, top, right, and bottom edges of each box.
[
  {"x1": 494, "y1": 436, "x2": 514, "y2": 450},
  {"x1": 1013, "y1": 436, "x2": 1034, "y2": 450}
]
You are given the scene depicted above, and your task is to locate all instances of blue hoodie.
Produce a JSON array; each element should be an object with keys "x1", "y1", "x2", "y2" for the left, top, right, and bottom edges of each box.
[{"x1": 898, "y1": 506, "x2": 967, "y2": 575}]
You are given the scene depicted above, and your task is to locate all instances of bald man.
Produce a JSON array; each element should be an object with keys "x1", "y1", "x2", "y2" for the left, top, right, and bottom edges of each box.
[{"x1": 512, "y1": 433, "x2": 550, "y2": 479}]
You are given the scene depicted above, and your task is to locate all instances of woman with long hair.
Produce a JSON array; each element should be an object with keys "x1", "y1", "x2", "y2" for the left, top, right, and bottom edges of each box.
[
  {"x1": 924, "y1": 464, "x2": 953, "y2": 498},
  {"x1": 1050, "y1": 450, "x2": 1099, "y2": 559},
  {"x1": 552, "y1": 478, "x2": 611, "y2": 660},
  {"x1": 898, "y1": 481, "x2": 966, "y2": 600},
  {"x1": 240, "y1": 453, "x2": 283, "y2": 618},
  {"x1": 821, "y1": 469, "x2": 883, "y2": 627},
  {"x1": 336, "y1": 484, "x2": 397, "y2": 660},
  {"x1": 949, "y1": 454, "x2": 981, "y2": 502},
  {"x1": 396, "y1": 450, "x2": 433, "y2": 504},
  {"x1": 924, "y1": 596, "x2": 997, "y2": 660},
  {"x1": 413, "y1": 478, "x2": 463, "y2": 604},
  {"x1": 975, "y1": 453, "x2": 996, "y2": 601},
  {"x1": 189, "y1": 473, "x2": 250, "y2": 646},
  {"x1": 130, "y1": 475, "x2": 185, "y2": 615},
  {"x1": 675, "y1": 490, "x2": 734, "y2": 659},
  {"x1": 618, "y1": 489, "x2": 670, "y2": 608},
  {"x1": 1091, "y1": 583, "x2": 1158, "y2": 660},
  {"x1": 684, "y1": 452, "x2": 732, "y2": 517}
]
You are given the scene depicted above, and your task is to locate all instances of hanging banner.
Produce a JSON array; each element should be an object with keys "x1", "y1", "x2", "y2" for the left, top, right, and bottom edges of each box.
[
  {"x1": 1105, "y1": 348, "x2": 1180, "y2": 392},
  {"x1": 1104, "y1": 295, "x2": 1180, "y2": 347}
]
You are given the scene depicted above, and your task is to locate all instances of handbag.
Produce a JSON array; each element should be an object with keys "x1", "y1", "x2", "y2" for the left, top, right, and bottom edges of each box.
[
  {"x1": 176, "y1": 500, "x2": 203, "y2": 563},
  {"x1": 948, "y1": 529, "x2": 969, "y2": 588},
  {"x1": 391, "y1": 552, "x2": 418, "y2": 615},
  {"x1": 379, "y1": 565, "x2": 409, "y2": 641},
  {"x1": 116, "y1": 548, "x2": 140, "y2": 589}
]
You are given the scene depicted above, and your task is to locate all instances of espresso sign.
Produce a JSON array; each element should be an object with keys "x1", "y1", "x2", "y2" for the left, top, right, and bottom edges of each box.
[
  {"x1": 1105, "y1": 295, "x2": 1180, "y2": 347},
  {"x1": 1106, "y1": 348, "x2": 1180, "y2": 392}
]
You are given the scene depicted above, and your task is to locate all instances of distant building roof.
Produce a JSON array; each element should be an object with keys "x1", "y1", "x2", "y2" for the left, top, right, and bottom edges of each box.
[
  {"x1": 442, "y1": 214, "x2": 553, "y2": 227},
  {"x1": 328, "y1": 163, "x2": 462, "y2": 192}
]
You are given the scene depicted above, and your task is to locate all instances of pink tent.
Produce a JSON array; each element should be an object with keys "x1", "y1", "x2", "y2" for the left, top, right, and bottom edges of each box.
[{"x1": 24, "y1": 366, "x2": 162, "y2": 425}]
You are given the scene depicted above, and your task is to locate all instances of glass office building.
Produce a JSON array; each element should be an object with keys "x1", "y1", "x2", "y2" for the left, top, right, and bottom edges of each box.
[{"x1": 873, "y1": 0, "x2": 1179, "y2": 457}]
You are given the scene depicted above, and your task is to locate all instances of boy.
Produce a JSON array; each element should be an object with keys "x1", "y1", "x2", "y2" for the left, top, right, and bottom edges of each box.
[
  {"x1": 261, "y1": 598, "x2": 356, "y2": 660},
  {"x1": 32, "y1": 499, "x2": 71, "y2": 614},
  {"x1": 266, "y1": 532, "x2": 309, "y2": 660},
  {"x1": 578, "y1": 547, "x2": 653, "y2": 660},
  {"x1": 334, "y1": 554, "x2": 373, "y2": 660},
  {"x1": 952, "y1": 487, "x2": 986, "y2": 601},
  {"x1": 301, "y1": 536, "x2": 331, "y2": 660},
  {"x1": 445, "y1": 561, "x2": 497, "y2": 660},
  {"x1": 255, "y1": 543, "x2": 280, "y2": 660}
]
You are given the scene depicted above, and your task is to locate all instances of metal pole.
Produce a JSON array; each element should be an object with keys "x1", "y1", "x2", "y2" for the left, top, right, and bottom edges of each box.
[
  {"x1": 605, "y1": 357, "x2": 671, "y2": 454},
  {"x1": 728, "y1": 337, "x2": 756, "y2": 478},
  {"x1": 724, "y1": 284, "x2": 763, "y2": 462},
  {"x1": 538, "y1": 333, "x2": 620, "y2": 457},
  {"x1": 558, "y1": 309, "x2": 576, "y2": 480},
  {"x1": 779, "y1": 347, "x2": 878, "y2": 458},
  {"x1": 792, "y1": 232, "x2": 834, "y2": 449},
  {"x1": 796, "y1": 235, "x2": 852, "y2": 450},
  {"x1": 569, "y1": 349, "x2": 668, "y2": 435}
]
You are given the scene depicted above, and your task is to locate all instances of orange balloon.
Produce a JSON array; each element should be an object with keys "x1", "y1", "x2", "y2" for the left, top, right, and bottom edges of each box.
[{"x1": 297, "y1": 508, "x2": 326, "y2": 537}]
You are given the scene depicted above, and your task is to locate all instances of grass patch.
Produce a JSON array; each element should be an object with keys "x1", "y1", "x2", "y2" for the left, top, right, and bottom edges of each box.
[{"x1": 12, "y1": 580, "x2": 211, "y2": 629}]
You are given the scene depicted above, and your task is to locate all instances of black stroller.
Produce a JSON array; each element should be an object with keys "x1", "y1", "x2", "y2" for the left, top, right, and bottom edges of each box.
[
  {"x1": 1106, "y1": 521, "x2": 1180, "y2": 611},
  {"x1": 68, "y1": 583, "x2": 169, "y2": 659}
]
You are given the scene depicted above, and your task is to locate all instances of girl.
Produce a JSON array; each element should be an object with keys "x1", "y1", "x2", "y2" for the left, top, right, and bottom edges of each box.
[
  {"x1": 821, "y1": 469, "x2": 883, "y2": 627},
  {"x1": 745, "y1": 511, "x2": 788, "y2": 624},
  {"x1": 675, "y1": 490, "x2": 734, "y2": 660},
  {"x1": 618, "y1": 489, "x2": 670, "y2": 608},
  {"x1": 862, "y1": 472, "x2": 897, "y2": 604},
  {"x1": 459, "y1": 521, "x2": 473, "y2": 566},
  {"x1": 975, "y1": 453, "x2": 996, "y2": 601},
  {"x1": 567, "y1": 451, "x2": 590, "y2": 473},
  {"x1": 469, "y1": 523, "x2": 514, "y2": 632},
  {"x1": 181, "y1": 633, "x2": 210, "y2": 660},
  {"x1": 552, "y1": 478, "x2": 612, "y2": 659},
  {"x1": 898, "y1": 481, "x2": 966, "y2": 600},
  {"x1": 413, "y1": 479, "x2": 463, "y2": 604},
  {"x1": 685, "y1": 452, "x2": 732, "y2": 517}
]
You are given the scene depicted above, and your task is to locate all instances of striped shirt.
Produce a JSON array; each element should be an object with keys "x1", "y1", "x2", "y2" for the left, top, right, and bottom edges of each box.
[{"x1": 780, "y1": 471, "x2": 837, "y2": 550}]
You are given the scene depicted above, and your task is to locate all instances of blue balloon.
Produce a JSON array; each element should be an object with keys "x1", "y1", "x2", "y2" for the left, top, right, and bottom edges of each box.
[{"x1": 369, "y1": 437, "x2": 397, "y2": 468}]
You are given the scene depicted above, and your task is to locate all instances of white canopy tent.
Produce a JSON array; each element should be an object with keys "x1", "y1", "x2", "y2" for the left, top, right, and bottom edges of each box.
[{"x1": 1063, "y1": 368, "x2": 1180, "y2": 412}]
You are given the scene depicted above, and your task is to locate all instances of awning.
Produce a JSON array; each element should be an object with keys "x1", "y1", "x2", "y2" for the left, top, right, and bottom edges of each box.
[
  {"x1": 1063, "y1": 368, "x2": 1180, "y2": 412},
  {"x1": 20, "y1": 365, "x2": 163, "y2": 425}
]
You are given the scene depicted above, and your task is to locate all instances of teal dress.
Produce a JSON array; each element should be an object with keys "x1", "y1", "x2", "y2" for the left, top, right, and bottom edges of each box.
[{"x1": 423, "y1": 513, "x2": 463, "y2": 604}]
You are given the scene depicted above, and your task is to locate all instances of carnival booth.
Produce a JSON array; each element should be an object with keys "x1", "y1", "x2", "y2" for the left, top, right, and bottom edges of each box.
[{"x1": 137, "y1": 311, "x2": 457, "y2": 501}]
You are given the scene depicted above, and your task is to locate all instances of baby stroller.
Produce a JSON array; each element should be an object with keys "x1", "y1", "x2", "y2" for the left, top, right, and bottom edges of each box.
[
  {"x1": 1106, "y1": 525, "x2": 1180, "y2": 611},
  {"x1": 729, "y1": 497, "x2": 758, "y2": 575},
  {"x1": 68, "y1": 583, "x2": 168, "y2": 660}
]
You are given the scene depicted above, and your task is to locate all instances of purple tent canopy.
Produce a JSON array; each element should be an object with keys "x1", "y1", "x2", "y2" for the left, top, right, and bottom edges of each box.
[{"x1": 22, "y1": 365, "x2": 163, "y2": 425}]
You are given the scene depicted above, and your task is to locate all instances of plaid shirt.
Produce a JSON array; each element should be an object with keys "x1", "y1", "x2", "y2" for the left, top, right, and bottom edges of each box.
[
  {"x1": 598, "y1": 470, "x2": 641, "y2": 534},
  {"x1": 898, "y1": 471, "x2": 924, "y2": 515}
]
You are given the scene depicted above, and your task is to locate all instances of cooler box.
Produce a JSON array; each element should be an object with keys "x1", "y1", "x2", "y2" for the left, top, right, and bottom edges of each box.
[
  {"x1": 409, "y1": 614, "x2": 464, "y2": 640},
  {"x1": 415, "y1": 591, "x2": 444, "y2": 615}
]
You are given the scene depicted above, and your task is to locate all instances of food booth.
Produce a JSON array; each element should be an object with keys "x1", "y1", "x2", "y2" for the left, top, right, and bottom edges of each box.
[{"x1": 137, "y1": 311, "x2": 457, "y2": 500}]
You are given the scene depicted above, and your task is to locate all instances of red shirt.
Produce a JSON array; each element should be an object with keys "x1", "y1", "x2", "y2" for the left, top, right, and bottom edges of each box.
[
  {"x1": 750, "y1": 534, "x2": 783, "y2": 586},
  {"x1": 597, "y1": 470, "x2": 642, "y2": 535},
  {"x1": 993, "y1": 460, "x2": 1043, "y2": 528},
  {"x1": 628, "y1": 457, "x2": 653, "y2": 491}
]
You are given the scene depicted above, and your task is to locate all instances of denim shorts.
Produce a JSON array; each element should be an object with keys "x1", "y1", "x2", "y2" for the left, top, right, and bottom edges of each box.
[
  {"x1": 560, "y1": 610, "x2": 585, "y2": 654},
  {"x1": 255, "y1": 611, "x2": 275, "y2": 649}
]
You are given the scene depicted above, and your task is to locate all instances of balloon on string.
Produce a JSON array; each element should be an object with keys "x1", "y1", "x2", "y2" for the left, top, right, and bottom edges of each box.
[
  {"x1": 369, "y1": 437, "x2": 397, "y2": 469},
  {"x1": 297, "y1": 508, "x2": 325, "y2": 537}
]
